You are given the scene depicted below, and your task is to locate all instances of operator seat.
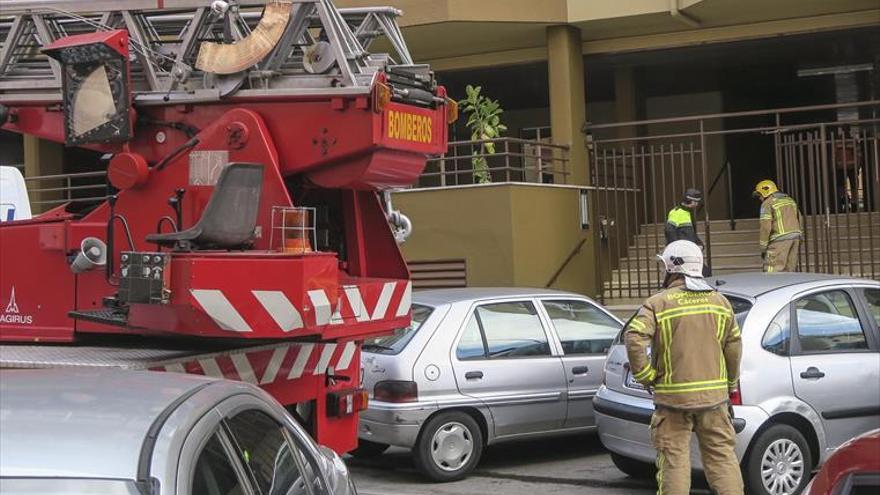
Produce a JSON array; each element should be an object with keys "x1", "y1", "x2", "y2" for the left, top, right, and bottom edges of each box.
[{"x1": 146, "y1": 163, "x2": 264, "y2": 251}]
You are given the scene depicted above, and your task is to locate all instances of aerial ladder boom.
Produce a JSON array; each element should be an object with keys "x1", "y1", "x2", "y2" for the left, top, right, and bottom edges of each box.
[{"x1": 0, "y1": 0, "x2": 417, "y2": 98}]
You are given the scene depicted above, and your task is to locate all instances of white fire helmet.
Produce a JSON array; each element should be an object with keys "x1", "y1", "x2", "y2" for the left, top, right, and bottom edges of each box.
[{"x1": 658, "y1": 240, "x2": 704, "y2": 278}]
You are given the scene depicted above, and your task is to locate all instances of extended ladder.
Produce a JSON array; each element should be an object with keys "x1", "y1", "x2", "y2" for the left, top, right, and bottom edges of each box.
[{"x1": 0, "y1": 0, "x2": 422, "y2": 103}]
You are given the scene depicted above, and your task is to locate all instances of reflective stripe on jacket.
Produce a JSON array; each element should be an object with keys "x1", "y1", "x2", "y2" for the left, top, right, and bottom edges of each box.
[
  {"x1": 623, "y1": 278, "x2": 742, "y2": 410},
  {"x1": 759, "y1": 192, "x2": 802, "y2": 249}
]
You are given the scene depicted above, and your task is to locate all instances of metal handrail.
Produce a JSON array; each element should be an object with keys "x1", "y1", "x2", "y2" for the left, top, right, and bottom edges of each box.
[
  {"x1": 21, "y1": 170, "x2": 109, "y2": 207},
  {"x1": 420, "y1": 166, "x2": 571, "y2": 178},
  {"x1": 422, "y1": 137, "x2": 571, "y2": 188},
  {"x1": 443, "y1": 137, "x2": 570, "y2": 150},
  {"x1": 707, "y1": 161, "x2": 736, "y2": 230},
  {"x1": 586, "y1": 99, "x2": 880, "y2": 130},
  {"x1": 23, "y1": 170, "x2": 107, "y2": 181}
]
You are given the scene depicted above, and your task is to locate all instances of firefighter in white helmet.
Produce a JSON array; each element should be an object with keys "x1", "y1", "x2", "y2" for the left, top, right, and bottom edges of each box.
[{"x1": 623, "y1": 240, "x2": 743, "y2": 495}]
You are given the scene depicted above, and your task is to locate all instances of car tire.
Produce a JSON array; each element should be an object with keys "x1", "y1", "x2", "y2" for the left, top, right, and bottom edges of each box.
[
  {"x1": 413, "y1": 411, "x2": 483, "y2": 482},
  {"x1": 349, "y1": 439, "x2": 389, "y2": 458},
  {"x1": 745, "y1": 424, "x2": 813, "y2": 495},
  {"x1": 610, "y1": 452, "x2": 656, "y2": 479}
]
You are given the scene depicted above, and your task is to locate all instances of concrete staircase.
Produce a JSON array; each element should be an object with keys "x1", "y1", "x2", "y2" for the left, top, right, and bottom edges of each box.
[{"x1": 602, "y1": 212, "x2": 880, "y2": 319}]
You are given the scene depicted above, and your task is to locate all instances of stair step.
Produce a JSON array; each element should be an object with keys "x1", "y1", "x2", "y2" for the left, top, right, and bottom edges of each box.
[
  {"x1": 603, "y1": 265, "x2": 880, "y2": 291},
  {"x1": 628, "y1": 231, "x2": 880, "y2": 252},
  {"x1": 616, "y1": 247, "x2": 880, "y2": 271},
  {"x1": 604, "y1": 304, "x2": 639, "y2": 320},
  {"x1": 639, "y1": 212, "x2": 880, "y2": 235},
  {"x1": 627, "y1": 235, "x2": 880, "y2": 257}
]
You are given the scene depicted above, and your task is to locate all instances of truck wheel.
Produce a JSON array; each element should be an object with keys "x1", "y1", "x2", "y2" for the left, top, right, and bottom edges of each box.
[
  {"x1": 350, "y1": 439, "x2": 389, "y2": 458},
  {"x1": 745, "y1": 424, "x2": 812, "y2": 495},
  {"x1": 413, "y1": 411, "x2": 483, "y2": 482},
  {"x1": 610, "y1": 452, "x2": 656, "y2": 479}
]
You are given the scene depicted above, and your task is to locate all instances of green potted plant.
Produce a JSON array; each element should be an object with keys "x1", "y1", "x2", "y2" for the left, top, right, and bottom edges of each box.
[{"x1": 459, "y1": 85, "x2": 507, "y2": 184}]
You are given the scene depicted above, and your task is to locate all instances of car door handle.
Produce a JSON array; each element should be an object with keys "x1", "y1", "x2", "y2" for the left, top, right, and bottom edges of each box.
[
  {"x1": 800, "y1": 367, "x2": 825, "y2": 379},
  {"x1": 465, "y1": 371, "x2": 483, "y2": 380},
  {"x1": 571, "y1": 366, "x2": 589, "y2": 376}
]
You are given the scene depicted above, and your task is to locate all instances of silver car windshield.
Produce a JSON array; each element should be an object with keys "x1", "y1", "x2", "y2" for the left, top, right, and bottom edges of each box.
[
  {"x1": 0, "y1": 478, "x2": 139, "y2": 495},
  {"x1": 363, "y1": 304, "x2": 433, "y2": 354}
]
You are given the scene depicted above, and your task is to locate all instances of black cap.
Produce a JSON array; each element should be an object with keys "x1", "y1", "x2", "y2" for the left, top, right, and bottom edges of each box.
[{"x1": 683, "y1": 188, "x2": 703, "y2": 203}]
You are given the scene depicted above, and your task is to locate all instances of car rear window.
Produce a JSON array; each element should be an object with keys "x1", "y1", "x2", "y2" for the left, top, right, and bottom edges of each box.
[
  {"x1": 724, "y1": 294, "x2": 753, "y2": 328},
  {"x1": 362, "y1": 304, "x2": 433, "y2": 354}
]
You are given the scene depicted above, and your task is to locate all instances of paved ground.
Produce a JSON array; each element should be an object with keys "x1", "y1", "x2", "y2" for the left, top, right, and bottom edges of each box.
[{"x1": 348, "y1": 433, "x2": 712, "y2": 495}]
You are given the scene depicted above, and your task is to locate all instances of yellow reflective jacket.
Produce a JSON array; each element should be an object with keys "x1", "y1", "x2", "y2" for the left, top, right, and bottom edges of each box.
[
  {"x1": 623, "y1": 278, "x2": 742, "y2": 410},
  {"x1": 759, "y1": 192, "x2": 802, "y2": 249},
  {"x1": 665, "y1": 206, "x2": 702, "y2": 246}
]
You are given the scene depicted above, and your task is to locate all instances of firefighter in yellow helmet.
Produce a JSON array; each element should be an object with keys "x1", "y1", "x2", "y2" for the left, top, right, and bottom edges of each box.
[
  {"x1": 624, "y1": 240, "x2": 743, "y2": 495},
  {"x1": 753, "y1": 180, "x2": 803, "y2": 272}
]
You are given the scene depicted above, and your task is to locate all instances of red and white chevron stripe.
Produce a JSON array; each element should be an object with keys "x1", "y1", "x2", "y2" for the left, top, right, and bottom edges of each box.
[
  {"x1": 149, "y1": 341, "x2": 357, "y2": 385},
  {"x1": 190, "y1": 280, "x2": 412, "y2": 334}
]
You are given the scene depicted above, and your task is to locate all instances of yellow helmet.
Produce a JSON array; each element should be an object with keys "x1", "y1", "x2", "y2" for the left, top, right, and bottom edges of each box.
[{"x1": 753, "y1": 180, "x2": 778, "y2": 199}]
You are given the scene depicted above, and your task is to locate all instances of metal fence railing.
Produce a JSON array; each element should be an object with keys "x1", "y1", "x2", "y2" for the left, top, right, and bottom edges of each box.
[
  {"x1": 419, "y1": 138, "x2": 569, "y2": 188},
  {"x1": 23, "y1": 170, "x2": 108, "y2": 206},
  {"x1": 586, "y1": 100, "x2": 880, "y2": 301}
]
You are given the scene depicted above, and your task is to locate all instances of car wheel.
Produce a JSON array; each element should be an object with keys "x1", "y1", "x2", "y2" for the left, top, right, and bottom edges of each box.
[
  {"x1": 745, "y1": 424, "x2": 812, "y2": 495},
  {"x1": 413, "y1": 411, "x2": 483, "y2": 482},
  {"x1": 610, "y1": 452, "x2": 656, "y2": 479},
  {"x1": 349, "y1": 439, "x2": 389, "y2": 458}
]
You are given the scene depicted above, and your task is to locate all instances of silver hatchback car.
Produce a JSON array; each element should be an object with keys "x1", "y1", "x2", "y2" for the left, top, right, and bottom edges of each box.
[
  {"x1": 355, "y1": 288, "x2": 623, "y2": 481},
  {"x1": 0, "y1": 368, "x2": 356, "y2": 495},
  {"x1": 595, "y1": 273, "x2": 880, "y2": 495}
]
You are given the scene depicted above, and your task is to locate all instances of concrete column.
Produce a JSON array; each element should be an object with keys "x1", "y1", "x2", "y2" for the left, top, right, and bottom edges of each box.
[
  {"x1": 545, "y1": 26, "x2": 599, "y2": 298},
  {"x1": 23, "y1": 136, "x2": 64, "y2": 213},
  {"x1": 547, "y1": 25, "x2": 588, "y2": 186}
]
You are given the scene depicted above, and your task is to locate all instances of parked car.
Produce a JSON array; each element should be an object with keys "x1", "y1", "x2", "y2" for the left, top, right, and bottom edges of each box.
[
  {"x1": 804, "y1": 428, "x2": 880, "y2": 495},
  {"x1": 594, "y1": 272, "x2": 880, "y2": 495},
  {"x1": 355, "y1": 288, "x2": 624, "y2": 481},
  {"x1": 0, "y1": 368, "x2": 356, "y2": 495}
]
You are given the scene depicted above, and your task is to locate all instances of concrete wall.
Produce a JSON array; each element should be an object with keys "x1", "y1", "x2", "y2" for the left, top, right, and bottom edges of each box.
[
  {"x1": 508, "y1": 185, "x2": 593, "y2": 294},
  {"x1": 393, "y1": 185, "x2": 517, "y2": 286},
  {"x1": 393, "y1": 184, "x2": 596, "y2": 296}
]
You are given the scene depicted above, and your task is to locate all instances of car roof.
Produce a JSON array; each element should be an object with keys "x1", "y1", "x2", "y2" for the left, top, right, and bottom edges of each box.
[
  {"x1": 413, "y1": 287, "x2": 586, "y2": 305},
  {"x1": 0, "y1": 368, "x2": 218, "y2": 480},
  {"x1": 709, "y1": 271, "x2": 878, "y2": 298}
]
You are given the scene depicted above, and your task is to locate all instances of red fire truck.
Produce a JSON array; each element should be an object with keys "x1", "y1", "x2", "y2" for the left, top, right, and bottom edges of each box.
[{"x1": 0, "y1": 0, "x2": 453, "y2": 453}]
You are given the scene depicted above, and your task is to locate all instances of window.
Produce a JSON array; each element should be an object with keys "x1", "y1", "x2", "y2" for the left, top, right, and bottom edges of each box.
[
  {"x1": 225, "y1": 410, "x2": 306, "y2": 495},
  {"x1": 456, "y1": 313, "x2": 486, "y2": 360},
  {"x1": 795, "y1": 290, "x2": 868, "y2": 352},
  {"x1": 479, "y1": 302, "x2": 549, "y2": 358},
  {"x1": 456, "y1": 301, "x2": 551, "y2": 360},
  {"x1": 542, "y1": 300, "x2": 620, "y2": 355},
  {"x1": 835, "y1": 472, "x2": 880, "y2": 495},
  {"x1": 363, "y1": 304, "x2": 433, "y2": 354},
  {"x1": 192, "y1": 433, "x2": 245, "y2": 495},
  {"x1": 864, "y1": 289, "x2": 880, "y2": 326},
  {"x1": 725, "y1": 295, "x2": 754, "y2": 328},
  {"x1": 762, "y1": 305, "x2": 791, "y2": 356}
]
